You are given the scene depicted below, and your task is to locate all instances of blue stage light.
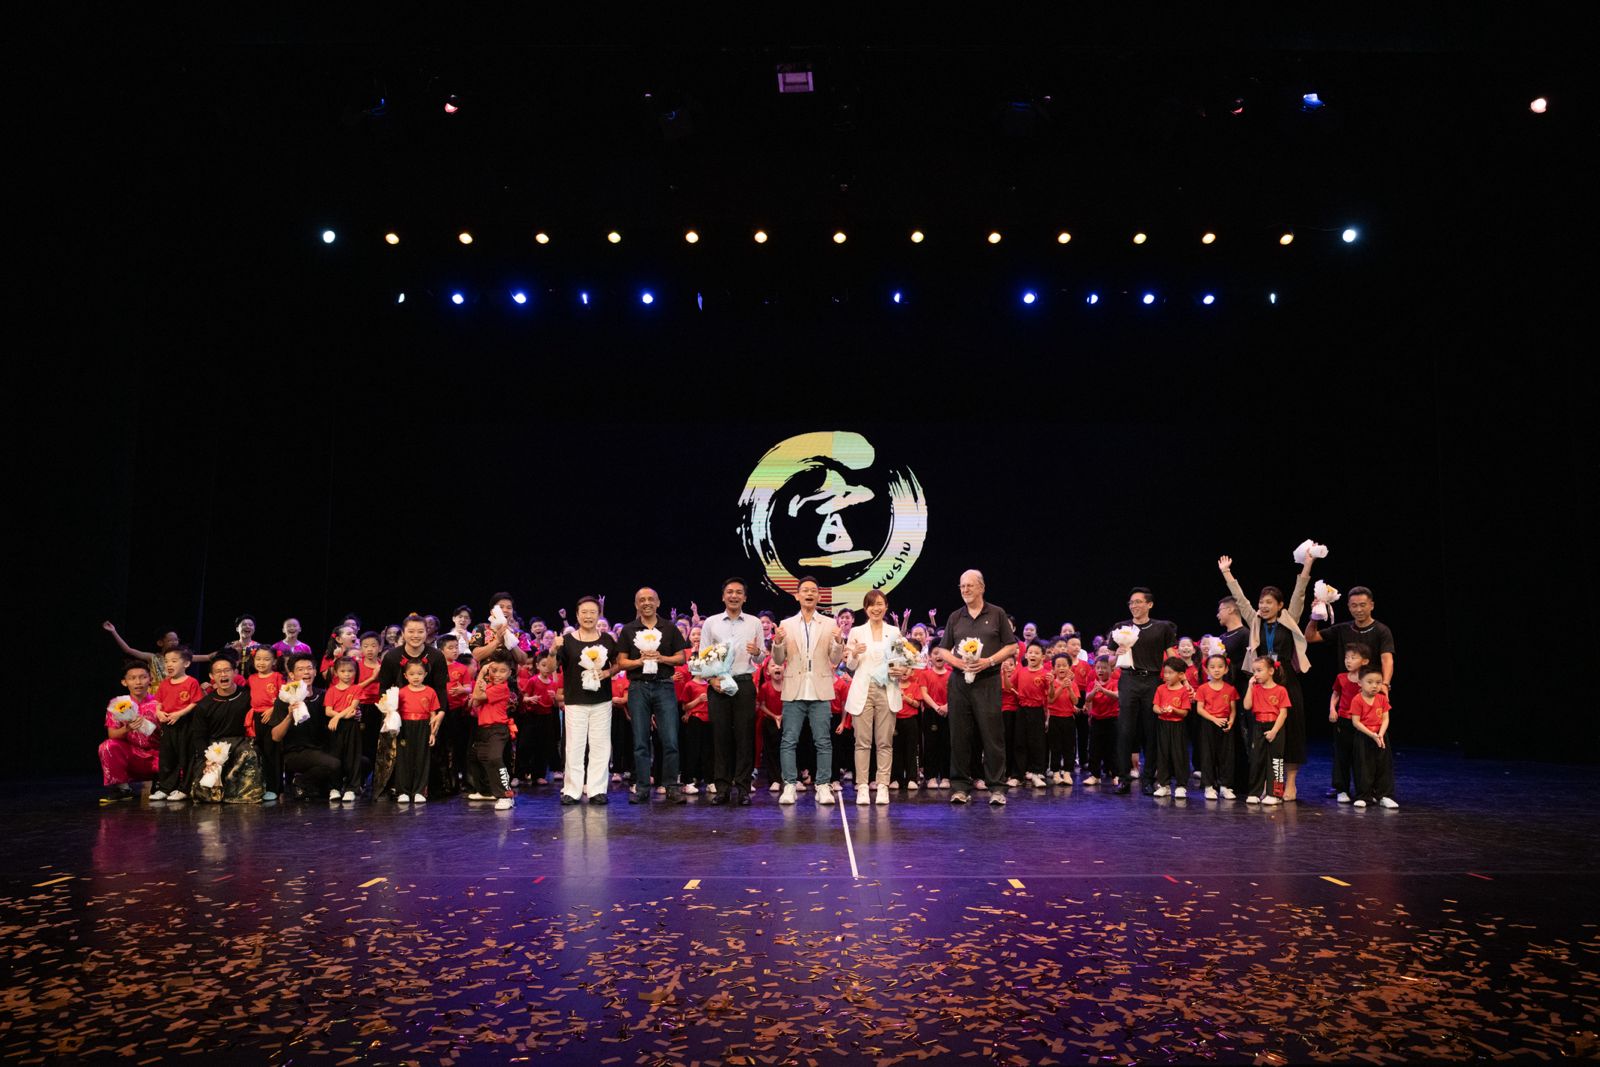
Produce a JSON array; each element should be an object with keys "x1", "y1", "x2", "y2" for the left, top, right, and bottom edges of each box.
[
  {"x1": 1302, "y1": 92, "x2": 1324, "y2": 111},
  {"x1": 321, "y1": 230, "x2": 336, "y2": 244},
  {"x1": 1269, "y1": 292, "x2": 1278, "y2": 305},
  {"x1": 1022, "y1": 290, "x2": 1037, "y2": 305},
  {"x1": 641, "y1": 291, "x2": 655, "y2": 305},
  {"x1": 1202, "y1": 294, "x2": 1216, "y2": 306},
  {"x1": 697, "y1": 292, "x2": 704, "y2": 310},
  {"x1": 451, "y1": 292, "x2": 464, "y2": 305},
  {"x1": 1142, "y1": 292, "x2": 1156, "y2": 305},
  {"x1": 893, "y1": 290, "x2": 903, "y2": 304},
  {"x1": 1086, "y1": 292, "x2": 1099, "y2": 305},
  {"x1": 512, "y1": 291, "x2": 528, "y2": 305},
  {"x1": 580, "y1": 291, "x2": 590, "y2": 306},
  {"x1": 396, "y1": 292, "x2": 405, "y2": 304},
  {"x1": 1342, "y1": 228, "x2": 1358, "y2": 243}
]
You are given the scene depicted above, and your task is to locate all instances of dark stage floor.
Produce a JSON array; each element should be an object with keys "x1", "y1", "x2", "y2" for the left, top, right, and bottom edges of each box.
[{"x1": 3, "y1": 747, "x2": 1598, "y2": 1065}]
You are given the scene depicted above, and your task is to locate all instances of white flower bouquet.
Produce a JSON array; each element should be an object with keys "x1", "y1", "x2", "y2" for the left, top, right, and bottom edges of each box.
[
  {"x1": 199, "y1": 742, "x2": 231, "y2": 789},
  {"x1": 633, "y1": 628, "x2": 663, "y2": 674},
  {"x1": 1111, "y1": 626, "x2": 1141, "y2": 670},
  {"x1": 280, "y1": 680, "x2": 312, "y2": 724},
  {"x1": 377, "y1": 687, "x2": 402, "y2": 734},
  {"x1": 957, "y1": 637, "x2": 984, "y2": 684},
  {"x1": 689, "y1": 643, "x2": 738, "y2": 696},
  {"x1": 1293, "y1": 539, "x2": 1330, "y2": 566},
  {"x1": 1310, "y1": 580, "x2": 1342, "y2": 622},
  {"x1": 580, "y1": 644, "x2": 610, "y2": 692}
]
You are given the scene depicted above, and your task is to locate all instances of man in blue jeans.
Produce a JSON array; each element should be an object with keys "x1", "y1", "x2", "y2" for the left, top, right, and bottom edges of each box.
[
  {"x1": 770, "y1": 577, "x2": 846, "y2": 806},
  {"x1": 616, "y1": 588, "x2": 690, "y2": 804}
]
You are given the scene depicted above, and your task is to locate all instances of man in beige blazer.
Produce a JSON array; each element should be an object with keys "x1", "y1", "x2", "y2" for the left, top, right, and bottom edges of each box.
[{"x1": 770, "y1": 577, "x2": 846, "y2": 805}]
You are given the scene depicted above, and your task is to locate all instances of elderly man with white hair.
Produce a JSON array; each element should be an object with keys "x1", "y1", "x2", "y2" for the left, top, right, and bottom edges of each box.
[{"x1": 935, "y1": 569, "x2": 1019, "y2": 806}]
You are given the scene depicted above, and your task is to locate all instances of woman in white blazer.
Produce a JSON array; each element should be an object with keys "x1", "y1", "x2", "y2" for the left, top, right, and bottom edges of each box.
[{"x1": 844, "y1": 590, "x2": 912, "y2": 806}]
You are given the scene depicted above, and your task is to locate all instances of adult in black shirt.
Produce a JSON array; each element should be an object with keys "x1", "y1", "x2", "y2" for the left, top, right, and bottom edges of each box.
[
  {"x1": 935, "y1": 569, "x2": 1019, "y2": 805},
  {"x1": 185, "y1": 658, "x2": 264, "y2": 804},
  {"x1": 615, "y1": 588, "x2": 690, "y2": 804},
  {"x1": 552, "y1": 596, "x2": 620, "y2": 805},
  {"x1": 1305, "y1": 586, "x2": 1395, "y2": 692},
  {"x1": 266, "y1": 655, "x2": 342, "y2": 799},
  {"x1": 377, "y1": 614, "x2": 456, "y2": 794},
  {"x1": 1111, "y1": 587, "x2": 1179, "y2": 796}
]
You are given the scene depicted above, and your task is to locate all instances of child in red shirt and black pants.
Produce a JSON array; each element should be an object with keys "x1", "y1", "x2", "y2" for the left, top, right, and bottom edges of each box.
[
  {"x1": 1194, "y1": 654, "x2": 1240, "y2": 800},
  {"x1": 1045, "y1": 655, "x2": 1081, "y2": 786},
  {"x1": 1328, "y1": 643, "x2": 1370, "y2": 803},
  {"x1": 1012, "y1": 643, "x2": 1052, "y2": 787},
  {"x1": 1081, "y1": 657, "x2": 1120, "y2": 785},
  {"x1": 394, "y1": 660, "x2": 442, "y2": 803},
  {"x1": 1150, "y1": 657, "x2": 1194, "y2": 798},
  {"x1": 1350, "y1": 666, "x2": 1398, "y2": 809},
  {"x1": 1244, "y1": 658, "x2": 1291, "y2": 805},
  {"x1": 468, "y1": 654, "x2": 516, "y2": 809}
]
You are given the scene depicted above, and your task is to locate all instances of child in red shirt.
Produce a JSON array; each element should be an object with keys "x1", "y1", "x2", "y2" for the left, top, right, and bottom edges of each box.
[
  {"x1": 1011, "y1": 643, "x2": 1051, "y2": 787},
  {"x1": 245, "y1": 647, "x2": 287, "y2": 799},
  {"x1": 324, "y1": 656, "x2": 364, "y2": 800},
  {"x1": 1081, "y1": 657, "x2": 1120, "y2": 785},
  {"x1": 890, "y1": 642, "x2": 924, "y2": 791},
  {"x1": 1194, "y1": 654, "x2": 1240, "y2": 800},
  {"x1": 393, "y1": 660, "x2": 442, "y2": 803},
  {"x1": 519, "y1": 651, "x2": 561, "y2": 786},
  {"x1": 1045, "y1": 655, "x2": 1081, "y2": 786},
  {"x1": 831, "y1": 671, "x2": 854, "y2": 786},
  {"x1": 151, "y1": 647, "x2": 204, "y2": 800},
  {"x1": 1350, "y1": 667, "x2": 1397, "y2": 809},
  {"x1": 1150, "y1": 657, "x2": 1195, "y2": 797},
  {"x1": 468, "y1": 656, "x2": 516, "y2": 809},
  {"x1": 1066, "y1": 636, "x2": 1096, "y2": 773},
  {"x1": 917, "y1": 659, "x2": 952, "y2": 788},
  {"x1": 758, "y1": 663, "x2": 786, "y2": 792},
  {"x1": 676, "y1": 664, "x2": 710, "y2": 793},
  {"x1": 1328, "y1": 643, "x2": 1371, "y2": 803},
  {"x1": 1244, "y1": 658, "x2": 1291, "y2": 805}
]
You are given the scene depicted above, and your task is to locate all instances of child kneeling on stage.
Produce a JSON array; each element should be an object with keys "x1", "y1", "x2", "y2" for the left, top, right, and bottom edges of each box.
[
  {"x1": 101, "y1": 663, "x2": 162, "y2": 804},
  {"x1": 1349, "y1": 667, "x2": 1398, "y2": 809},
  {"x1": 1244, "y1": 657, "x2": 1291, "y2": 805},
  {"x1": 468, "y1": 654, "x2": 516, "y2": 810},
  {"x1": 1150, "y1": 657, "x2": 1194, "y2": 798},
  {"x1": 1194, "y1": 654, "x2": 1239, "y2": 800},
  {"x1": 394, "y1": 659, "x2": 443, "y2": 803}
]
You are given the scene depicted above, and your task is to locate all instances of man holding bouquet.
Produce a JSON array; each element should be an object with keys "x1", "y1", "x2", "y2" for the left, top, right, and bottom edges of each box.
[
  {"x1": 1111, "y1": 588, "x2": 1179, "y2": 796},
  {"x1": 617, "y1": 587, "x2": 690, "y2": 805},
  {"x1": 699, "y1": 578, "x2": 766, "y2": 807},
  {"x1": 936, "y1": 570, "x2": 1018, "y2": 806}
]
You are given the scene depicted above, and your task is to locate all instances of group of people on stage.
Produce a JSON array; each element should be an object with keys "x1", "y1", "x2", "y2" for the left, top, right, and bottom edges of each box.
[{"x1": 98, "y1": 547, "x2": 1399, "y2": 814}]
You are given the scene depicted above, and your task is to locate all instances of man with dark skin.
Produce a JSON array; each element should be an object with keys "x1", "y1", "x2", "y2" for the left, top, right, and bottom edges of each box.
[{"x1": 616, "y1": 587, "x2": 690, "y2": 804}]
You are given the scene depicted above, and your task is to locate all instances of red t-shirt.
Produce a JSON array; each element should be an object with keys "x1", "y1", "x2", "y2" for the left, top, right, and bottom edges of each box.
[
  {"x1": 327, "y1": 684, "x2": 362, "y2": 716},
  {"x1": 1183, "y1": 663, "x2": 1201, "y2": 689},
  {"x1": 1249, "y1": 681, "x2": 1292, "y2": 724},
  {"x1": 1352, "y1": 691, "x2": 1390, "y2": 734},
  {"x1": 475, "y1": 682, "x2": 512, "y2": 726},
  {"x1": 1000, "y1": 672, "x2": 1018, "y2": 711},
  {"x1": 1070, "y1": 660, "x2": 1097, "y2": 701},
  {"x1": 1195, "y1": 682, "x2": 1239, "y2": 723},
  {"x1": 758, "y1": 679, "x2": 784, "y2": 720},
  {"x1": 679, "y1": 676, "x2": 710, "y2": 722},
  {"x1": 356, "y1": 661, "x2": 382, "y2": 703},
  {"x1": 901, "y1": 672, "x2": 926, "y2": 706},
  {"x1": 1086, "y1": 676, "x2": 1120, "y2": 720},
  {"x1": 1152, "y1": 684, "x2": 1194, "y2": 722},
  {"x1": 1046, "y1": 674, "x2": 1079, "y2": 717},
  {"x1": 1332, "y1": 674, "x2": 1361, "y2": 719},
  {"x1": 446, "y1": 661, "x2": 473, "y2": 710},
  {"x1": 831, "y1": 674, "x2": 851, "y2": 714},
  {"x1": 156, "y1": 676, "x2": 204, "y2": 716},
  {"x1": 246, "y1": 672, "x2": 283, "y2": 736},
  {"x1": 522, "y1": 673, "x2": 560, "y2": 714},
  {"x1": 398, "y1": 686, "x2": 441, "y2": 722},
  {"x1": 612, "y1": 672, "x2": 631, "y2": 704},
  {"x1": 920, "y1": 668, "x2": 951, "y2": 710},
  {"x1": 1014, "y1": 664, "x2": 1050, "y2": 707}
]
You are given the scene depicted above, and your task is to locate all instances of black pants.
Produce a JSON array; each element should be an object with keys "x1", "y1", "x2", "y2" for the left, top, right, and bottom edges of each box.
[
  {"x1": 329, "y1": 717, "x2": 365, "y2": 792},
  {"x1": 611, "y1": 702, "x2": 633, "y2": 777},
  {"x1": 1115, "y1": 671, "x2": 1159, "y2": 783},
  {"x1": 155, "y1": 716, "x2": 195, "y2": 793},
  {"x1": 833, "y1": 719, "x2": 854, "y2": 780},
  {"x1": 1331, "y1": 717, "x2": 1356, "y2": 795},
  {"x1": 284, "y1": 748, "x2": 341, "y2": 796},
  {"x1": 949, "y1": 673, "x2": 1007, "y2": 795},
  {"x1": 1353, "y1": 732, "x2": 1395, "y2": 803},
  {"x1": 1002, "y1": 710, "x2": 1019, "y2": 778},
  {"x1": 1247, "y1": 717, "x2": 1286, "y2": 799},
  {"x1": 511, "y1": 710, "x2": 538, "y2": 779},
  {"x1": 1086, "y1": 717, "x2": 1118, "y2": 779},
  {"x1": 474, "y1": 723, "x2": 511, "y2": 797},
  {"x1": 1074, "y1": 712, "x2": 1091, "y2": 770},
  {"x1": 1151, "y1": 719, "x2": 1190, "y2": 786},
  {"x1": 1046, "y1": 716, "x2": 1075, "y2": 773},
  {"x1": 430, "y1": 708, "x2": 463, "y2": 797},
  {"x1": 1196, "y1": 721, "x2": 1235, "y2": 791},
  {"x1": 1015, "y1": 707, "x2": 1046, "y2": 777},
  {"x1": 681, "y1": 716, "x2": 712, "y2": 782},
  {"x1": 523, "y1": 714, "x2": 559, "y2": 783},
  {"x1": 708, "y1": 676, "x2": 756, "y2": 794},
  {"x1": 257, "y1": 730, "x2": 283, "y2": 796},
  {"x1": 919, "y1": 706, "x2": 949, "y2": 780},
  {"x1": 358, "y1": 702, "x2": 381, "y2": 778},
  {"x1": 450, "y1": 708, "x2": 475, "y2": 789},
  {"x1": 394, "y1": 720, "x2": 432, "y2": 796},
  {"x1": 759, "y1": 717, "x2": 782, "y2": 782},
  {"x1": 891, "y1": 716, "x2": 919, "y2": 786}
]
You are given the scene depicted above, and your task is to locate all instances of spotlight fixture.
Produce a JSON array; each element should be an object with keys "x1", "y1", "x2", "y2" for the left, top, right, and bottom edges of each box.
[
  {"x1": 832, "y1": 231, "x2": 847, "y2": 244},
  {"x1": 753, "y1": 230, "x2": 769, "y2": 243},
  {"x1": 1202, "y1": 294, "x2": 1216, "y2": 305},
  {"x1": 512, "y1": 291, "x2": 528, "y2": 305},
  {"x1": 1301, "y1": 92, "x2": 1325, "y2": 111},
  {"x1": 384, "y1": 232, "x2": 399, "y2": 246},
  {"x1": 321, "y1": 230, "x2": 336, "y2": 244},
  {"x1": 535, "y1": 232, "x2": 550, "y2": 245},
  {"x1": 1342, "y1": 228, "x2": 1358, "y2": 243},
  {"x1": 396, "y1": 292, "x2": 405, "y2": 304},
  {"x1": 1056, "y1": 231, "x2": 1072, "y2": 244},
  {"x1": 580, "y1": 291, "x2": 590, "y2": 306},
  {"x1": 987, "y1": 231, "x2": 1002, "y2": 245},
  {"x1": 641, "y1": 291, "x2": 655, "y2": 305},
  {"x1": 1530, "y1": 96, "x2": 1548, "y2": 114},
  {"x1": 892, "y1": 290, "x2": 904, "y2": 304},
  {"x1": 1201, "y1": 232, "x2": 1217, "y2": 245},
  {"x1": 1269, "y1": 292, "x2": 1278, "y2": 305},
  {"x1": 1022, "y1": 290, "x2": 1037, "y2": 305},
  {"x1": 443, "y1": 95, "x2": 461, "y2": 114},
  {"x1": 910, "y1": 230, "x2": 925, "y2": 244},
  {"x1": 1142, "y1": 293, "x2": 1156, "y2": 305},
  {"x1": 451, "y1": 292, "x2": 465, "y2": 305},
  {"x1": 684, "y1": 230, "x2": 699, "y2": 244},
  {"x1": 607, "y1": 231, "x2": 622, "y2": 244},
  {"x1": 1133, "y1": 232, "x2": 1148, "y2": 245},
  {"x1": 458, "y1": 232, "x2": 473, "y2": 245},
  {"x1": 1086, "y1": 292, "x2": 1100, "y2": 305},
  {"x1": 1279, "y1": 232, "x2": 1295, "y2": 246}
]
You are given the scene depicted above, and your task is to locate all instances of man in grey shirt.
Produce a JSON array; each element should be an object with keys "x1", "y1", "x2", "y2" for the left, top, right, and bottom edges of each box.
[{"x1": 700, "y1": 577, "x2": 766, "y2": 806}]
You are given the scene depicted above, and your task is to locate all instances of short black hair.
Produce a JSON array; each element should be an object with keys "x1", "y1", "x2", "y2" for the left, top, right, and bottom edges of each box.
[
  {"x1": 1345, "y1": 642, "x2": 1372, "y2": 661},
  {"x1": 1204, "y1": 653, "x2": 1228, "y2": 667},
  {"x1": 439, "y1": 633, "x2": 461, "y2": 649},
  {"x1": 576, "y1": 595, "x2": 600, "y2": 610},
  {"x1": 1027, "y1": 639, "x2": 1046, "y2": 651},
  {"x1": 795, "y1": 575, "x2": 819, "y2": 590},
  {"x1": 285, "y1": 652, "x2": 316, "y2": 673},
  {"x1": 1359, "y1": 665, "x2": 1385, "y2": 680},
  {"x1": 122, "y1": 661, "x2": 150, "y2": 678},
  {"x1": 1348, "y1": 586, "x2": 1375, "y2": 600},
  {"x1": 359, "y1": 630, "x2": 381, "y2": 644},
  {"x1": 233, "y1": 614, "x2": 256, "y2": 627},
  {"x1": 758, "y1": 610, "x2": 775, "y2": 621},
  {"x1": 1129, "y1": 587, "x2": 1153, "y2": 601},
  {"x1": 721, "y1": 577, "x2": 747, "y2": 594},
  {"x1": 490, "y1": 591, "x2": 515, "y2": 605},
  {"x1": 163, "y1": 646, "x2": 193, "y2": 663},
  {"x1": 453, "y1": 604, "x2": 472, "y2": 616},
  {"x1": 1162, "y1": 656, "x2": 1187, "y2": 673}
]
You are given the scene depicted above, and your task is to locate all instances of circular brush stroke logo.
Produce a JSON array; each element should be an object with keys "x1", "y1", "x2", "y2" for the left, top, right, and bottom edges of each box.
[{"x1": 737, "y1": 431, "x2": 927, "y2": 610}]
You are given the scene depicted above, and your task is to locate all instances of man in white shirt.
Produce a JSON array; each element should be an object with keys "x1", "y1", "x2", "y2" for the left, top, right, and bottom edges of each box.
[
  {"x1": 699, "y1": 577, "x2": 766, "y2": 806},
  {"x1": 769, "y1": 576, "x2": 846, "y2": 805}
]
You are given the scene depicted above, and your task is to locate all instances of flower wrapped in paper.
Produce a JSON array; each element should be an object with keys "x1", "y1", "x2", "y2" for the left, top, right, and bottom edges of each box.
[
  {"x1": 957, "y1": 637, "x2": 984, "y2": 684},
  {"x1": 1292, "y1": 539, "x2": 1330, "y2": 565},
  {"x1": 633, "y1": 628, "x2": 664, "y2": 674},
  {"x1": 280, "y1": 680, "x2": 312, "y2": 724},
  {"x1": 1310, "y1": 579, "x2": 1343, "y2": 622},
  {"x1": 377, "y1": 687, "x2": 402, "y2": 734},
  {"x1": 689, "y1": 643, "x2": 738, "y2": 696},
  {"x1": 1200, "y1": 635, "x2": 1227, "y2": 661},
  {"x1": 879, "y1": 637, "x2": 921, "y2": 687},
  {"x1": 199, "y1": 742, "x2": 231, "y2": 789},
  {"x1": 579, "y1": 645, "x2": 610, "y2": 692},
  {"x1": 107, "y1": 696, "x2": 157, "y2": 737},
  {"x1": 1111, "y1": 625, "x2": 1141, "y2": 669}
]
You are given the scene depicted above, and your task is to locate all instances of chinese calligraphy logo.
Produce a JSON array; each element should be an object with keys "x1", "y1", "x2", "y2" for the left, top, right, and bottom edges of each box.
[{"x1": 736, "y1": 431, "x2": 927, "y2": 610}]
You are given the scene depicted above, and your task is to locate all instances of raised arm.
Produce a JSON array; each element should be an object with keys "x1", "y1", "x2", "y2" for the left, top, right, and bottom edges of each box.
[
  {"x1": 102, "y1": 622, "x2": 153, "y2": 662},
  {"x1": 1217, "y1": 557, "x2": 1257, "y2": 624},
  {"x1": 1286, "y1": 555, "x2": 1314, "y2": 623}
]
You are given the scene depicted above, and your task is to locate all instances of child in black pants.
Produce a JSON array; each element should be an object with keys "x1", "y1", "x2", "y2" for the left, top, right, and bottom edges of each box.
[
  {"x1": 1081, "y1": 657, "x2": 1119, "y2": 785},
  {"x1": 1328, "y1": 644, "x2": 1370, "y2": 803},
  {"x1": 1244, "y1": 658, "x2": 1291, "y2": 806},
  {"x1": 1350, "y1": 667, "x2": 1398, "y2": 809},
  {"x1": 393, "y1": 660, "x2": 442, "y2": 803},
  {"x1": 1194, "y1": 654, "x2": 1240, "y2": 800},
  {"x1": 1149, "y1": 657, "x2": 1194, "y2": 798}
]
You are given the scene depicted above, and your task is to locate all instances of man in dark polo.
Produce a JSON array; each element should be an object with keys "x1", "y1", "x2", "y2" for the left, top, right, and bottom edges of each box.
[
  {"x1": 616, "y1": 587, "x2": 690, "y2": 804},
  {"x1": 1111, "y1": 587, "x2": 1178, "y2": 797},
  {"x1": 935, "y1": 569, "x2": 1018, "y2": 806}
]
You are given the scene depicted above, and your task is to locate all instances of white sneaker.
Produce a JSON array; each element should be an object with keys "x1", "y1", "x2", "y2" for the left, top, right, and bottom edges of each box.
[
  {"x1": 166, "y1": 790, "x2": 186, "y2": 801},
  {"x1": 1220, "y1": 787, "x2": 1236, "y2": 800},
  {"x1": 817, "y1": 787, "x2": 835, "y2": 805},
  {"x1": 831, "y1": 781, "x2": 843, "y2": 792},
  {"x1": 413, "y1": 794, "x2": 426, "y2": 804},
  {"x1": 1262, "y1": 796, "x2": 1281, "y2": 806},
  {"x1": 1173, "y1": 787, "x2": 1187, "y2": 799},
  {"x1": 1005, "y1": 777, "x2": 1021, "y2": 788},
  {"x1": 1337, "y1": 792, "x2": 1352, "y2": 804},
  {"x1": 342, "y1": 791, "x2": 356, "y2": 802},
  {"x1": 262, "y1": 792, "x2": 278, "y2": 802},
  {"x1": 876, "y1": 785, "x2": 890, "y2": 805},
  {"x1": 796, "y1": 781, "x2": 808, "y2": 792},
  {"x1": 552, "y1": 771, "x2": 564, "y2": 780},
  {"x1": 767, "y1": 781, "x2": 780, "y2": 793},
  {"x1": 1153, "y1": 785, "x2": 1170, "y2": 797},
  {"x1": 1081, "y1": 776, "x2": 1099, "y2": 786},
  {"x1": 1204, "y1": 787, "x2": 1218, "y2": 800},
  {"x1": 466, "y1": 793, "x2": 493, "y2": 801},
  {"x1": 683, "y1": 782, "x2": 699, "y2": 795},
  {"x1": 1379, "y1": 797, "x2": 1399, "y2": 809},
  {"x1": 494, "y1": 797, "x2": 514, "y2": 810},
  {"x1": 856, "y1": 788, "x2": 871, "y2": 805},
  {"x1": 1353, "y1": 798, "x2": 1368, "y2": 808},
  {"x1": 1129, "y1": 767, "x2": 1140, "y2": 780},
  {"x1": 779, "y1": 784, "x2": 797, "y2": 805},
  {"x1": 1245, "y1": 795, "x2": 1260, "y2": 805},
  {"x1": 907, "y1": 780, "x2": 919, "y2": 791},
  {"x1": 150, "y1": 790, "x2": 168, "y2": 801},
  {"x1": 989, "y1": 792, "x2": 1007, "y2": 806},
  {"x1": 654, "y1": 786, "x2": 666, "y2": 795},
  {"x1": 397, "y1": 794, "x2": 411, "y2": 803},
  {"x1": 329, "y1": 789, "x2": 341, "y2": 801}
]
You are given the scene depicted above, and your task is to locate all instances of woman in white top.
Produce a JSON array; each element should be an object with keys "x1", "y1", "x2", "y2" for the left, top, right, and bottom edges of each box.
[{"x1": 844, "y1": 590, "x2": 913, "y2": 806}]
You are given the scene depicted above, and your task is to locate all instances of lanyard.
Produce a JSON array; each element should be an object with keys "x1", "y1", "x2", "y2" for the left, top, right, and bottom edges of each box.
[
  {"x1": 802, "y1": 618, "x2": 813, "y2": 662},
  {"x1": 1262, "y1": 620, "x2": 1279, "y2": 657}
]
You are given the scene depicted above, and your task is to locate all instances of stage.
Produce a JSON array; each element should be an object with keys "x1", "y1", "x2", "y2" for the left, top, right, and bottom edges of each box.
[{"x1": 2, "y1": 746, "x2": 1596, "y2": 1064}]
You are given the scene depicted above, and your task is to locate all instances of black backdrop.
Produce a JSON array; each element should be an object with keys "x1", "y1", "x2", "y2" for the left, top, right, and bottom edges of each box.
[{"x1": 15, "y1": 20, "x2": 1594, "y2": 778}]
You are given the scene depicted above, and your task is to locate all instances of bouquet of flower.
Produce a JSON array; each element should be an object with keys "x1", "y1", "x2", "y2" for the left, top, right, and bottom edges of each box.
[
  {"x1": 633, "y1": 628, "x2": 663, "y2": 674},
  {"x1": 377, "y1": 686, "x2": 402, "y2": 734},
  {"x1": 107, "y1": 695, "x2": 158, "y2": 736},
  {"x1": 1200, "y1": 635, "x2": 1227, "y2": 661},
  {"x1": 689, "y1": 643, "x2": 738, "y2": 696},
  {"x1": 279, "y1": 680, "x2": 312, "y2": 724},
  {"x1": 1111, "y1": 625, "x2": 1141, "y2": 669},
  {"x1": 579, "y1": 644, "x2": 609, "y2": 692},
  {"x1": 1293, "y1": 539, "x2": 1330, "y2": 566},
  {"x1": 957, "y1": 637, "x2": 984, "y2": 683},
  {"x1": 884, "y1": 637, "x2": 922, "y2": 687},
  {"x1": 199, "y1": 742, "x2": 231, "y2": 789},
  {"x1": 1310, "y1": 580, "x2": 1342, "y2": 622}
]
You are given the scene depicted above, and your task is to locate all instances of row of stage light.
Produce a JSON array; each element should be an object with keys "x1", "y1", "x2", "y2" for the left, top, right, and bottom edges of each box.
[
  {"x1": 393, "y1": 288, "x2": 1285, "y2": 308},
  {"x1": 322, "y1": 227, "x2": 1361, "y2": 248}
]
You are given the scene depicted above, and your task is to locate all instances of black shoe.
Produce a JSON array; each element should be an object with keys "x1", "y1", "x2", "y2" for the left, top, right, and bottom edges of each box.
[
  {"x1": 588, "y1": 794, "x2": 608, "y2": 806},
  {"x1": 736, "y1": 788, "x2": 752, "y2": 806},
  {"x1": 709, "y1": 791, "x2": 730, "y2": 806},
  {"x1": 560, "y1": 794, "x2": 580, "y2": 806},
  {"x1": 1113, "y1": 782, "x2": 1131, "y2": 795},
  {"x1": 667, "y1": 788, "x2": 686, "y2": 804},
  {"x1": 1141, "y1": 784, "x2": 1156, "y2": 796},
  {"x1": 628, "y1": 789, "x2": 646, "y2": 804}
]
